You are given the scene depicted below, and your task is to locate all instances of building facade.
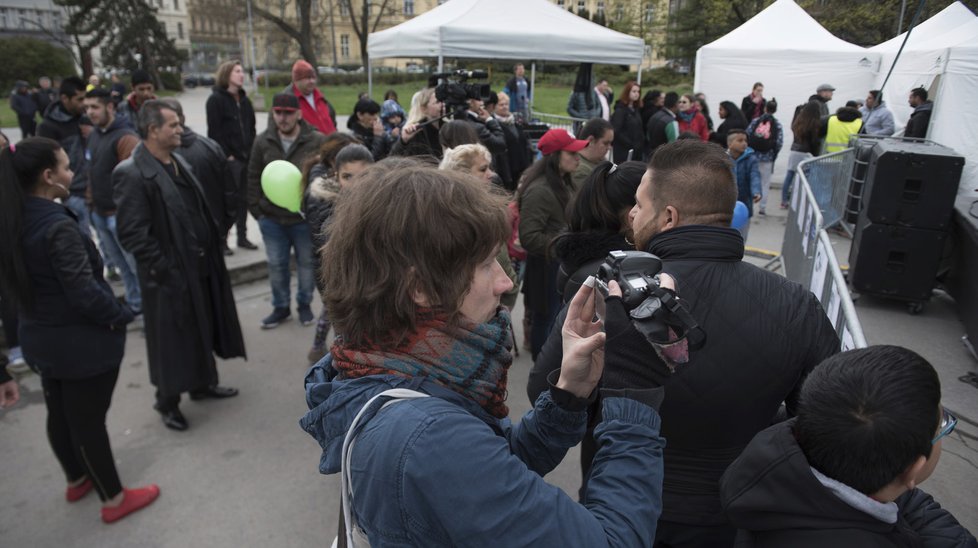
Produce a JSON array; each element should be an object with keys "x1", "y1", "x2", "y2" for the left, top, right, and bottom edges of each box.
[{"x1": 0, "y1": 0, "x2": 69, "y2": 45}]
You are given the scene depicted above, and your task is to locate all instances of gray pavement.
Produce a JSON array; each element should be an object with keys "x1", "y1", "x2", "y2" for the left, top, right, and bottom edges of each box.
[{"x1": 1, "y1": 87, "x2": 976, "y2": 545}]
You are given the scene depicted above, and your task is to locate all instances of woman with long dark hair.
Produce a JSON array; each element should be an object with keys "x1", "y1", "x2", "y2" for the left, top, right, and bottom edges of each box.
[
  {"x1": 526, "y1": 160, "x2": 665, "y2": 492},
  {"x1": 517, "y1": 129, "x2": 588, "y2": 360},
  {"x1": 782, "y1": 100, "x2": 823, "y2": 208},
  {"x1": 611, "y1": 81, "x2": 645, "y2": 163},
  {"x1": 0, "y1": 137, "x2": 158, "y2": 523},
  {"x1": 710, "y1": 100, "x2": 748, "y2": 146}
]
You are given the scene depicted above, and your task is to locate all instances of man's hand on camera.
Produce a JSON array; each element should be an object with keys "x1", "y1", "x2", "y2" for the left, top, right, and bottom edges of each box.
[{"x1": 557, "y1": 276, "x2": 606, "y2": 399}]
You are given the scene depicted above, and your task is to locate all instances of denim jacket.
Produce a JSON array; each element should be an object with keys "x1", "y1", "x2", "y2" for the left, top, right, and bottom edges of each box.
[{"x1": 300, "y1": 356, "x2": 666, "y2": 547}]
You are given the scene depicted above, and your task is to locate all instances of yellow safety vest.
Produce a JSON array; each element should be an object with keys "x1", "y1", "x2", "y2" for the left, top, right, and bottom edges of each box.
[{"x1": 824, "y1": 116, "x2": 863, "y2": 153}]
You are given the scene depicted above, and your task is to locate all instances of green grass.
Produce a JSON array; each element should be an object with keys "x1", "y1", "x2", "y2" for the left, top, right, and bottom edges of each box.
[{"x1": 255, "y1": 77, "x2": 693, "y2": 117}]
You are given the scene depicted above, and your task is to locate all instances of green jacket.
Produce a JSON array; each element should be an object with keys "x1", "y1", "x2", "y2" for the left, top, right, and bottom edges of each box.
[
  {"x1": 571, "y1": 153, "x2": 599, "y2": 191},
  {"x1": 518, "y1": 177, "x2": 571, "y2": 258},
  {"x1": 247, "y1": 120, "x2": 326, "y2": 225}
]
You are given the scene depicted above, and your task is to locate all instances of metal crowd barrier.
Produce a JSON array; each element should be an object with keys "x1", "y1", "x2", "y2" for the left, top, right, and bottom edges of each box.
[
  {"x1": 781, "y1": 154, "x2": 868, "y2": 351},
  {"x1": 526, "y1": 110, "x2": 587, "y2": 143},
  {"x1": 799, "y1": 148, "x2": 856, "y2": 236}
]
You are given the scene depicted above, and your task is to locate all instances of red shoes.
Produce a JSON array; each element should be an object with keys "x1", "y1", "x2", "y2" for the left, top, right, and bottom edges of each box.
[
  {"x1": 66, "y1": 478, "x2": 94, "y2": 502},
  {"x1": 101, "y1": 484, "x2": 161, "y2": 524}
]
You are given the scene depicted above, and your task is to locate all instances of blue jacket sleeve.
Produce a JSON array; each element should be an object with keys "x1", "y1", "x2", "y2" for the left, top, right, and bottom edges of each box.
[
  {"x1": 749, "y1": 155, "x2": 762, "y2": 196},
  {"x1": 397, "y1": 395, "x2": 665, "y2": 547}
]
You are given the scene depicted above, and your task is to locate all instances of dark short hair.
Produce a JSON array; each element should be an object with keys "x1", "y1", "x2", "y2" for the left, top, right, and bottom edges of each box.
[
  {"x1": 353, "y1": 98, "x2": 380, "y2": 115},
  {"x1": 59, "y1": 76, "x2": 86, "y2": 99},
  {"x1": 85, "y1": 87, "x2": 113, "y2": 105},
  {"x1": 869, "y1": 89, "x2": 882, "y2": 102},
  {"x1": 485, "y1": 91, "x2": 498, "y2": 107},
  {"x1": 647, "y1": 139, "x2": 735, "y2": 226},
  {"x1": 726, "y1": 129, "x2": 747, "y2": 144},
  {"x1": 577, "y1": 117, "x2": 613, "y2": 141},
  {"x1": 663, "y1": 91, "x2": 680, "y2": 109},
  {"x1": 131, "y1": 69, "x2": 153, "y2": 88},
  {"x1": 796, "y1": 345, "x2": 941, "y2": 495},
  {"x1": 439, "y1": 120, "x2": 480, "y2": 150},
  {"x1": 911, "y1": 87, "x2": 928, "y2": 101},
  {"x1": 321, "y1": 162, "x2": 509, "y2": 348},
  {"x1": 765, "y1": 98, "x2": 777, "y2": 114},
  {"x1": 137, "y1": 99, "x2": 176, "y2": 139},
  {"x1": 334, "y1": 143, "x2": 374, "y2": 170}
]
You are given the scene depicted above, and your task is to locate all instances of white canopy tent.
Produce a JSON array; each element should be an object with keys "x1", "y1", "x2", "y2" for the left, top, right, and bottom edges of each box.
[
  {"x1": 366, "y1": 0, "x2": 645, "y2": 102},
  {"x1": 695, "y1": 0, "x2": 879, "y2": 153},
  {"x1": 876, "y1": 16, "x2": 978, "y2": 197}
]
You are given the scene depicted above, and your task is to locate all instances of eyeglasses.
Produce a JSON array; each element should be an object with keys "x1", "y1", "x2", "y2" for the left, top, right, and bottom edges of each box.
[{"x1": 932, "y1": 406, "x2": 957, "y2": 445}]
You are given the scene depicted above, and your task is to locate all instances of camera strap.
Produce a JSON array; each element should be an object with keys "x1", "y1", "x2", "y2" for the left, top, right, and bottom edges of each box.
[{"x1": 630, "y1": 287, "x2": 706, "y2": 351}]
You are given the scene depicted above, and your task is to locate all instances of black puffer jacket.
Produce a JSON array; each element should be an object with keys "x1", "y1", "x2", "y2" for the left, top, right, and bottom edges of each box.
[
  {"x1": 721, "y1": 420, "x2": 978, "y2": 548},
  {"x1": 528, "y1": 225, "x2": 840, "y2": 528},
  {"x1": 390, "y1": 120, "x2": 442, "y2": 162},
  {"x1": 346, "y1": 118, "x2": 391, "y2": 161},
  {"x1": 178, "y1": 127, "x2": 237, "y2": 233},
  {"x1": 611, "y1": 101, "x2": 645, "y2": 163}
]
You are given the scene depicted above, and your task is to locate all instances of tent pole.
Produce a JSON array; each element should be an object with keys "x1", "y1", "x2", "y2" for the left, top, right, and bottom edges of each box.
[
  {"x1": 438, "y1": 55, "x2": 444, "y2": 73},
  {"x1": 530, "y1": 62, "x2": 536, "y2": 115},
  {"x1": 637, "y1": 66, "x2": 643, "y2": 86},
  {"x1": 368, "y1": 58, "x2": 373, "y2": 98}
]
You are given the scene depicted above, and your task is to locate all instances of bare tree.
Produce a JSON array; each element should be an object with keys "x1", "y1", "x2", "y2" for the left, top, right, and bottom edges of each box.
[
  {"x1": 340, "y1": 0, "x2": 395, "y2": 67},
  {"x1": 249, "y1": 0, "x2": 321, "y2": 68}
]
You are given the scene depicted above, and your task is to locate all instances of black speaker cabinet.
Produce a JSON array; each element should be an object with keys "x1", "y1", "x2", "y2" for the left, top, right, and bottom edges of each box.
[
  {"x1": 861, "y1": 140, "x2": 964, "y2": 230},
  {"x1": 849, "y1": 222, "x2": 948, "y2": 302}
]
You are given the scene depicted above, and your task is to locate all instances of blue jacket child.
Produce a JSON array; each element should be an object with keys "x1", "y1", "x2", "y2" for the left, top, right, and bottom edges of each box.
[
  {"x1": 728, "y1": 133, "x2": 762, "y2": 217},
  {"x1": 380, "y1": 99, "x2": 406, "y2": 138}
]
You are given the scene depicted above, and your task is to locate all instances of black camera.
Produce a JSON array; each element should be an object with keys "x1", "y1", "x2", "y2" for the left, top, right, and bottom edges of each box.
[
  {"x1": 430, "y1": 69, "x2": 491, "y2": 119},
  {"x1": 595, "y1": 250, "x2": 705, "y2": 350}
]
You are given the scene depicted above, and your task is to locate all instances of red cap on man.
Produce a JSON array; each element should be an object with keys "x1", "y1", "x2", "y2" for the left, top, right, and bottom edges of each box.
[{"x1": 537, "y1": 129, "x2": 589, "y2": 155}]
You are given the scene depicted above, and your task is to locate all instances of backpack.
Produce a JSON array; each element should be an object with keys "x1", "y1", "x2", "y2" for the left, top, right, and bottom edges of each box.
[{"x1": 748, "y1": 115, "x2": 777, "y2": 152}]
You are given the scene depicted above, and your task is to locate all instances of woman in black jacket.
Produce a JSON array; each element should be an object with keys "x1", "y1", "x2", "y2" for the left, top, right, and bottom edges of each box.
[
  {"x1": 710, "y1": 100, "x2": 748, "y2": 146},
  {"x1": 346, "y1": 98, "x2": 391, "y2": 161},
  {"x1": 205, "y1": 60, "x2": 258, "y2": 250},
  {"x1": 0, "y1": 138, "x2": 158, "y2": 523},
  {"x1": 611, "y1": 81, "x2": 645, "y2": 163}
]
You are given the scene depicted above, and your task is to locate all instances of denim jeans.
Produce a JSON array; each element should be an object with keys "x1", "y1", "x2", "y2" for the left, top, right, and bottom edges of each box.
[
  {"x1": 258, "y1": 217, "x2": 314, "y2": 310},
  {"x1": 64, "y1": 194, "x2": 92, "y2": 238},
  {"x1": 758, "y1": 160, "x2": 773, "y2": 212},
  {"x1": 91, "y1": 211, "x2": 141, "y2": 312}
]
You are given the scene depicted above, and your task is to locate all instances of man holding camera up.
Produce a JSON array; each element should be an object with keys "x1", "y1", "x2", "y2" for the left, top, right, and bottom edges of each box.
[{"x1": 529, "y1": 139, "x2": 841, "y2": 547}]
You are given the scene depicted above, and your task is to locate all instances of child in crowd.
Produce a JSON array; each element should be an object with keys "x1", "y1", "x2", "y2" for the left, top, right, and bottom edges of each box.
[
  {"x1": 381, "y1": 99, "x2": 406, "y2": 141},
  {"x1": 721, "y1": 346, "x2": 976, "y2": 546},
  {"x1": 303, "y1": 143, "x2": 374, "y2": 363},
  {"x1": 726, "y1": 129, "x2": 761, "y2": 242}
]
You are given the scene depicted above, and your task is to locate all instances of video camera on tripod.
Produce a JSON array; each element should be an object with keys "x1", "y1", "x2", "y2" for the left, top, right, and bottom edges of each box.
[{"x1": 428, "y1": 69, "x2": 491, "y2": 120}]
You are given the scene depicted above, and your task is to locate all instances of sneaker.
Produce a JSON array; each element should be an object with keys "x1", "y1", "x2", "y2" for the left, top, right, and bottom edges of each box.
[
  {"x1": 261, "y1": 307, "x2": 291, "y2": 329},
  {"x1": 7, "y1": 347, "x2": 29, "y2": 374},
  {"x1": 780, "y1": 202, "x2": 789, "y2": 210},
  {"x1": 101, "y1": 485, "x2": 160, "y2": 524},
  {"x1": 237, "y1": 238, "x2": 259, "y2": 250},
  {"x1": 298, "y1": 306, "x2": 314, "y2": 326},
  {"x1": 758, "y1": 209, "x2": 766, "y2": 216}
]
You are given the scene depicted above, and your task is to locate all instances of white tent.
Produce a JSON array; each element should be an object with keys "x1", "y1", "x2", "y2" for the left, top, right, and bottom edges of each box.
[
  {"x1": 366, "y1": 0, "x2": 645, "y2": 102},
  {"x1": 872, "y1": 1, "x2": 975, "y2": 52},
  {"x1": 879, "y1": 16, "x2": 978, "y2": 196},
  {"x1": 368, "y1": 0, "x2": 644, "y2": 66},
  {"x1": 695, "y1": 0, "x2": 879, "y2": 153}
]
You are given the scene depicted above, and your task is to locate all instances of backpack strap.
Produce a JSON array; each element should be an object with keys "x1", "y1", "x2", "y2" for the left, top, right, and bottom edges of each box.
[{"x1": 341, "y1": 387, "x2": 430, "y2": 547}]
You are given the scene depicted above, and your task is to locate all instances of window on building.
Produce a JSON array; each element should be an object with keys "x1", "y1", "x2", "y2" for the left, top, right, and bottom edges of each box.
[
  {"x1": 174, "y1": 0, "x2": 179, "y2": 10},
  {"x1": 577, "y1": 0, "x2": 585, "y2": 12},
  {"x1": 18, "y1": 9, "x2": 26, "y2": 28},
  {"x1": 340, "y1": 34, "x2": 350, "y2": 58},
  {"x1": 178, "y1": 22, "x2": 184, "y2": 39},
  {"x1": 597, "y1": 0, "x2": 605, "y2": 17},
  {"x1": 157, "y1": 0, "x2": 163, "y2": 8},
  {"x1": 645, "y1": 3, "x2": 654, "y2": 23},
  {"x1": 340, "y1": 1, "x2": 349, "y2": 16},
  {"x1": 557, "y1": 0, "x2": 565, "y2": 6},
  {"x1": 615, "y1": 3, "x2": 623, "y2": 21},
  {"x1": 0, "y1": 9, "x2": 7, "y2": 29},
  {"x1": 404, "y1": 0, "x2": 414, "y2": 15}
]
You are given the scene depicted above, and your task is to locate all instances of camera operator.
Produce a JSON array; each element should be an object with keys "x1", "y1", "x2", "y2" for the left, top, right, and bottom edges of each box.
[
  {"x1": 527, "y1": 139, "x2": 840, "y2": 547},
  {"x1": 391, "y1": 88, "x2": 444, "y2": 161}
]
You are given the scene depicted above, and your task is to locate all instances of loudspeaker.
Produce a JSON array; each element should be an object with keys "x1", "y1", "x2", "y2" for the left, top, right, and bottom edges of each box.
[
  {"x1": 849, "y1": 223, "x2": 948, "y2": 301},
  {"x1": 860, "y1": 140, "x2": 964, "y2": 230}
]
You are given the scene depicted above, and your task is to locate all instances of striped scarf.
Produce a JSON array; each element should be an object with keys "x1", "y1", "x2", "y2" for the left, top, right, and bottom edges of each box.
[{"x1": 332, "y1": 308, "x2": 514, "y2": 418}]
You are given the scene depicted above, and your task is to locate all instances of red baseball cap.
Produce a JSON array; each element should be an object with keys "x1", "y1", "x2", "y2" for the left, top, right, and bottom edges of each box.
[{"x1": 537, "y1": 128, "x2": 589, "y2": 155}]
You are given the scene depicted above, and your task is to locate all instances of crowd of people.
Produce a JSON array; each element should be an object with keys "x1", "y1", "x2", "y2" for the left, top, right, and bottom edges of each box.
[{"x1": 0, "y1": 57, "x2": 968, "y2": 546}]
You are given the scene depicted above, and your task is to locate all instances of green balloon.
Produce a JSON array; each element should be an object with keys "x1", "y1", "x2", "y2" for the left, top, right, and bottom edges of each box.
[{"x1": 260, "y1": 160, "x2": 303, "y2": 213}]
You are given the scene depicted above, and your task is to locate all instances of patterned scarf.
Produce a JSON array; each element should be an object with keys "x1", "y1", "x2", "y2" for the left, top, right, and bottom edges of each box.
[
  {"x1": 332, "y1": 308, "x2": 514, "y2": 418},
  {"x1": 678, "y1": 109, "x2": 696, "y2": 123}
]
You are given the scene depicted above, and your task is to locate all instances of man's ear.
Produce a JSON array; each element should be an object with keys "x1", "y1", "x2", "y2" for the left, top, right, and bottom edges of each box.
[{"x1": 663, "y1": 205, "x2": 680, "y2": 230}]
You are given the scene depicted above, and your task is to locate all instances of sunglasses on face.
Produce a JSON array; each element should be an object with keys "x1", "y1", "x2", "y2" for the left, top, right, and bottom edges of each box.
[{"x1": 932, "y1": 406, "x2": 957, "y2": 445}]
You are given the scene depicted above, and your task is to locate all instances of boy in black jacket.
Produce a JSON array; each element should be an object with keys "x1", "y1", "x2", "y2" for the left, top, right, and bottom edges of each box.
[{"x1": 721, "y1": 346, "x2": 976, "y2": 547}]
